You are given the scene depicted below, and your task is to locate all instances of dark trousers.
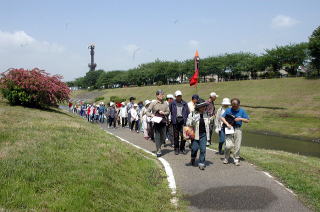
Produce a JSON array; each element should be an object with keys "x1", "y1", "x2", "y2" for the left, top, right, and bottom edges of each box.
[
  {"x1": 173, "y1": 121, "x2": 186, "y2": 151},
  {"x1": 131, "y1": 120, "x2": 137, "y2": 131},
  {"x1": 148, "y1": 122, "x2": 154, "y2": 140},
  {"x1": 122, "y1": 117, "x2": 127, "y2": 127},
  {"x1": 128, "y1": 113, "x2": 131, "y2": 128},
  {"x1": 109, "y1": 117, "x2": 116, "y2": 127}
]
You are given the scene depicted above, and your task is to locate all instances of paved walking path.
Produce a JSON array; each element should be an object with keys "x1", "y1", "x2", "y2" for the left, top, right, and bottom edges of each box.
[{"x1": 101, "y1": 126, "x2": 310, "y2": 212}]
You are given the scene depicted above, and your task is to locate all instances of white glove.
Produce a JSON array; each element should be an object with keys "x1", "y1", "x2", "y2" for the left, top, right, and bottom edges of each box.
[{"x1": 215, "y1": 128, "x2": 220, "y2": 134}]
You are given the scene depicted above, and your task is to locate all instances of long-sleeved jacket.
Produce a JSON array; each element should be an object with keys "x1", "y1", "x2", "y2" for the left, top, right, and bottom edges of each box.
[
  {"x1": 186, "y1": 112, "x2": 210, "y2": 141},
  {"x1": 130, "y1": 108, "x2": 138, "y2": 121},
  {"x1": 215, "y1": 106, "x2": 227, "y2": 131},
  {"x1": 169, "y1": 100, "x2": 190, "y2": 125},
  {"x1": 146, "y1": 100, "x2": 170, "y2": 117}
]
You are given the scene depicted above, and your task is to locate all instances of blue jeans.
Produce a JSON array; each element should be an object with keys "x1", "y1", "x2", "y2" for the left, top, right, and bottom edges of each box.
[
  {"x1": 191, "y1": 133, "x2": 207, "y2": 165},
  {"x1": 219, "y1": 127, "x2": 226, "y2": 143}
]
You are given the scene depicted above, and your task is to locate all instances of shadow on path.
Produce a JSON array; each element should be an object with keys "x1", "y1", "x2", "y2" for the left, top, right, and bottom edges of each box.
[{"x1": 185, "y1": 186, "x2": 277, "y2": 210}]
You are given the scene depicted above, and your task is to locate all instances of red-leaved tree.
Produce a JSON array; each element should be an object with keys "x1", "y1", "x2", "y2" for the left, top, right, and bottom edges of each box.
[{"x1": 0, "y1": 68, "x2": 70, "y2": 108}]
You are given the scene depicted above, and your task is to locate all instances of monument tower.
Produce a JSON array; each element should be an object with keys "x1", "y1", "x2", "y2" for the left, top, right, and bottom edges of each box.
[{"x1": 88, "y1": 44, "x2": 97, "y2": 71}]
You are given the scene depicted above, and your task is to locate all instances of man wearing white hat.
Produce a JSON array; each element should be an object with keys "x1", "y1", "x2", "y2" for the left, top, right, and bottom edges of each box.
[
  {"x1": 205, "y1": 92, "x2": 219, "y2": 146},
  {"x1": 170, "y1": 90, "x2": 190, "y2": 155}
]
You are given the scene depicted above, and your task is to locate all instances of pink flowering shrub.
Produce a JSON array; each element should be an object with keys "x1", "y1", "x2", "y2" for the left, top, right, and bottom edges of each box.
[{"x1": 0, "y1": 68, "x2": 70, "y2": 108}]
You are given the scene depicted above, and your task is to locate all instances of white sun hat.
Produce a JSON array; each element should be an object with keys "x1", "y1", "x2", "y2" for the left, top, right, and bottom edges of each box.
[
  {"x1": 134, "y1": 103, "x2": 138, "y2": 107},
  {"x1": 210, "y1": 92, "x2": 219, "y2": 97},
  {"x1": 166, "y1": 94, "x2": 174, "y2": 99},
  {"x1": 221, "y1": 98, "x2": 231, "y2": 105},
  {"x1": 144, "y1": 100, "x2": 151, "y2": 105},
  {"x1": 110, "y1": 102, "x2": 114, "y2": 106},
  {"x1": 175, "y1": 90, "x2": 182, "y2": 97}
]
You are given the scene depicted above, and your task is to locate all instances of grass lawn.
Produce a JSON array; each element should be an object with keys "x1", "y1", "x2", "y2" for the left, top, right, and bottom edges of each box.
[
  {"x1": 210, "y1": 143, "x2": 320, "y2": 212},
  {"x1": 0, "y1": 98, "x2": 185, "y2": 212},
  {"x1": 72, "y1": 78, "x2": 320, "y2": 140}
]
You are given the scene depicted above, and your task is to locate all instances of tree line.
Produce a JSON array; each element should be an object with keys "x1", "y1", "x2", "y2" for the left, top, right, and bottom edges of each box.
[{"x1": 67, "y1": 26, "x2": 320, "y2": 89}]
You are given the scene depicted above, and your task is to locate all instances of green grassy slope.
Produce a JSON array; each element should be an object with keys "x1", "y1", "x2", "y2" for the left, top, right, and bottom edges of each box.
[
  {"x1": 0, "y1": 99, "x2": 184, "y2": 212},
  {"x1": 73, "y1": 78, "x2": 320, "y2": 139}
]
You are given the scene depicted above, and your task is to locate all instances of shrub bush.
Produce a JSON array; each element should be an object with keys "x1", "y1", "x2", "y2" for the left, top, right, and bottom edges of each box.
[
  {"x1": 110, "y1": 96, "x2": 126, "y2": 103},
  {"x1": 0, "y1": 68, "x2": 70, "y2": 108},
  {"x1": 94, "y1": 96, "x2": 105, "y2": 102}
]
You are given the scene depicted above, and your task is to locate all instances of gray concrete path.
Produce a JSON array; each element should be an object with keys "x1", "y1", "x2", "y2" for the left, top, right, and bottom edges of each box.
[{"x1": 102, "y1": 126, "x2": 310, "y2": 212}]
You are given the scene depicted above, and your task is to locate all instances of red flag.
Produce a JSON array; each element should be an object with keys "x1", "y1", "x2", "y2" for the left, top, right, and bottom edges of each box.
[
  {"x1": 189, "y1": 50, "x2": 199, "y2": 86},
  {"x1": 189, "y1": 69, "x2": 199, "y2": 86}
]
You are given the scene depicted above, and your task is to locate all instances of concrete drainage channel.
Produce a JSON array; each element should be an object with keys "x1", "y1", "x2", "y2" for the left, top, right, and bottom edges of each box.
[{"x1": 105, "y1": 130, "x2": 179, "y2": 207}]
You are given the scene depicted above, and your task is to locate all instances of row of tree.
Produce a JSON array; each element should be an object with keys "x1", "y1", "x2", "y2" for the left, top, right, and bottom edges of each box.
[{"x1": 67, "y1": 26, "x2": 320, "y2": 89}]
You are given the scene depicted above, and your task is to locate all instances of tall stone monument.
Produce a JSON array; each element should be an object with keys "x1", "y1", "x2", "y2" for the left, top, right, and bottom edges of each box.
[{"x1": 88, "y1": 44, "x2": 97, "y2": 71}]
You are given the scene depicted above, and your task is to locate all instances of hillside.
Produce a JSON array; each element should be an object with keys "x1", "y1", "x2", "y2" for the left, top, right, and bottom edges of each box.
[
  {"x1": 72, "y1": 78, "x2": 320, "y2": 139},
  {"x1": 0, "y1": 98, "x2": 182, "y2": 211}
]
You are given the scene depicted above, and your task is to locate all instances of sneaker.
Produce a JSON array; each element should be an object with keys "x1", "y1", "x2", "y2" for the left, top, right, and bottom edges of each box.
[
  {"x1": 181, "y1": 149, "x2": 187, "y2": 155},
  {"x1": 175, "y1": 150, "x2": 179, "y2": 155},
  {"x1": 223, "y1": 159, "x2": 229, "y2": 164},
  {"x1": 235, "y1": 161, "x2": 240, "y2": 166},
  {"x1": 206, "y1": 142, "x2": 210, "y2": 146},
  {"x1": 199, "y1": 164, "x2": 206, "y2": 170}
]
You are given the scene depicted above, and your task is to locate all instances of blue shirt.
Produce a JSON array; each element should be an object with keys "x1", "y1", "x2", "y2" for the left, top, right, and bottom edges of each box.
[{"x1": 222, "y1": 108, "x2": 249, "y2": 127}]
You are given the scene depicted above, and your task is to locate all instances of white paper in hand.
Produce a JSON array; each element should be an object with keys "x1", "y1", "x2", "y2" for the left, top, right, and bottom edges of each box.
[
  {"x1": 151, "y1": 116, "x2": 163, "y2": 123},
  {"x1": 225, "y1": 127, "x2": 235, "y2": 135}
]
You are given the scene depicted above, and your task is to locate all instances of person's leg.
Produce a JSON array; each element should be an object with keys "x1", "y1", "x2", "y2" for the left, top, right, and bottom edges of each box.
[
  {"x1": 159, "y1": 125, "x2": 166, "y2": 148},
  {"x1": 224, "y1": 134, "x2": 234, "y2": 164},
  {"x1": 178, "y1": 123, "x2": 186, "y2": 152},
  {"x1": 191, "y1": 139, "x2": 199, "y2": 160},
  {"x1": 154, "y1": 125, "x2": 162, "y2": 156},
  {"x1": 234, "y1": 129, "x2": 242, "y2": 165},
  {"x1": 135, "y1": 120, "x2": 140, "y2": 132},
  {"x1": 198, "y1": 133, "x2": 207, "y2": 169},
  {"x1": 130, "y1": 120, "x2": 135, "y2": 131},
  {"x1": 128, "y1": 114, "x2": 131, "y2": 129},
  {"x1": 218, "y1": 129, "x2": 225, "y2": 154},
  {"x1": 169, "y1": 124, "x2": 174, "y2": 146},
  {"x1": 173, "y1": 124, "x2": 180, "y2": 154}
]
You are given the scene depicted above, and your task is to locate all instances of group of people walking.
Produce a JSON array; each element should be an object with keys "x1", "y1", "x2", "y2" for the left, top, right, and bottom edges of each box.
[{"x1": 69, "y1": 89, "x2": 249, "y2": 170}]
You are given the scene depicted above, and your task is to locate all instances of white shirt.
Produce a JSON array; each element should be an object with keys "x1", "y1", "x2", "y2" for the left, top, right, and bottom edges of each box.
[
  {"x1": 188, "y1": 101, "x2": 195, "y2": 113},
  {"x1": 130, "y1": 108, "x2": 138, "y2": 121},
  {"x1": 120, "y1": 106, "x2": 128, "y2": 118}
]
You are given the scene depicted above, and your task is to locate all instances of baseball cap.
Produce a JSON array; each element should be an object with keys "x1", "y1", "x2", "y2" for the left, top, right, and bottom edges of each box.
[{"x1": 175, "y1": 90, "x2": 182, "y2": 97}]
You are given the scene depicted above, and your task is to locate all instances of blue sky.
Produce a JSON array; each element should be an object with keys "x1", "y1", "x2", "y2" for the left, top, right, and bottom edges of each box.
[{"x1": 0, "y1": 0, "x2": 319, "y2": 81}]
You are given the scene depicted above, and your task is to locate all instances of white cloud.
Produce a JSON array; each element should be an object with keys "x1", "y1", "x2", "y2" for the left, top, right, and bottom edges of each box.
[
  {"x1": 0, "y1": 30, "x2": 64, "y2": 52},
  {"x1": 271, "y1": 15, "x2": 299, "y2": 28},
  {"x1": 188, "y1": 40, "x2": 200, "y2": 48}
]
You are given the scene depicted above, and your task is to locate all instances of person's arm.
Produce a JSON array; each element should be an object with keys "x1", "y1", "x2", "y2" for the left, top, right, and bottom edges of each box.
[
  {"x1": 186, "y1": 113, "x2": 194, "y2": 126},
  {"x1": 221, "y1": 117, "x2": 232, "y2": 128},
  {"x1": 146, "y1": 102, "x2": 154, "y2": 117},
  {"x1": 234, "y1": 109, "x2": 250, "y2": 123},
  {"x1": 234, "y1": 117, "x2": 249, "y2": 123},
  {"x1": 160, "y1": 103, "x2": 170, "y2": 116}
]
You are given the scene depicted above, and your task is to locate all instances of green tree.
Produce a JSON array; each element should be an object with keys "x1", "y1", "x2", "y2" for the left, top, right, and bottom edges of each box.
[{"x1": 309, "y1": 26, "x2": 320, "y2": 76}]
